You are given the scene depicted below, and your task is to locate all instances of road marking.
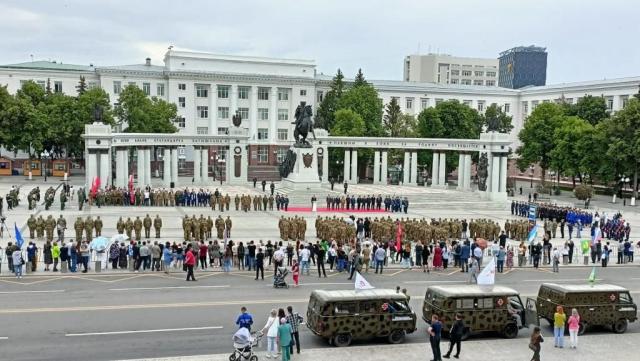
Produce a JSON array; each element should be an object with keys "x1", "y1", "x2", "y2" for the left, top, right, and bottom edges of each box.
[
  {"x1": 0, "y1": 337, "x2": 8, "y2": 340},
  {"x1": 0, "y1": 290, "x2": 65, "y2": 294},
  {"x1": 402, "y1": 280, "x2": 467, "y2": 284},
  {"x1": 108, "y1": 285, "x2": 230, "y2": 291},
  {"x1": 0, "y1": 298, "x2": 309, "y2": 314},
  {"x1": 65, "y1": 326, "x2": 223, "y2": 337},
  {"x1": 523, "y1": 278, "x2": 603, "y2": 282},
  {"x1": 301, "y1": 282, "x2": 352, "y2": 286},
  {"x1": 384, "y1": 269, "x2": 408, "y2": 277}
]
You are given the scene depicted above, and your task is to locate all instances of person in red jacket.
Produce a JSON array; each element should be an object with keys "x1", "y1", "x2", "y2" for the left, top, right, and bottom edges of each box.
[
  {"x1": 199, "y1": 241, "x2": 208, "y2": 270},
  {"x1": 185, "y1": 244, "x2": 197, "y2": 281}
]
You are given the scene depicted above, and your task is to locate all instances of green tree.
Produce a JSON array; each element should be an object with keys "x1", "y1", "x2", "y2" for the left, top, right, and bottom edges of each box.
[
  {"x1": 314, "y1": 69, "x2": 344, "y2": 130},
  {"x1": 516, "y1": 102, "x2": 565, "y2": 182},
  {"x1": 1, "y1": 81, "x2": 50, "y2": 157},
  {"x1": 76, "y1": 75, "x2": 87, "y2": 95},
  {"x1": 416, "y1": 100, "x2": 483, "y2": 173},
  {"x1": 354, "y1": 68, "x2": 367, "y2": 87},
  {"x1": 330, "y1": 109, "x2": 365, "y2": 136},
  {"x1": 337, "y1": 82, "x2": 383, "y2": 137},
  {"x1": 482, "y1": 103, "x2": 513, "y2": 133},
  {"x1": 115, "y1": 85, "x2": 178, "y2": 133},
  {"x1": 383, "y1": 97, "x2": 402, "y2": 136},
  {"x1": 564, "y1": 95, "x2": 609, "y2": 125},
  {"x1": 550, "y1": 116, "x2": 593, "y2": 187}
]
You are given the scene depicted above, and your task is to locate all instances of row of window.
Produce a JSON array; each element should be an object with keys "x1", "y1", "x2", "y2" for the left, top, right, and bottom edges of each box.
[
  {"x1": 450, "y1": 70, "x2": 497, "y2": 77},
  {"x1": 522, "y1": 95, "x2": 633, "y2": 116},
  {"x1": 20, "y1": 79, "x2": 98, "y2": 93},
  {"x1": 449, "y1": 79, "x2": 495, "y2": 86},
  {"x1": 113, "y1": 81, "x2": 165, "y2": 96},
  {"x1": 188, "y1": 124, "x2": 289, "y2": 141},
  {"x1": 186, "y1": 84, "x2": 307, "y2": 100},
  {"x1": 191, "y1": 106, "x2": 290, "y2": 121},
  {"x1": 392, "y1": 97, "x2": 508, "y2": 113}
]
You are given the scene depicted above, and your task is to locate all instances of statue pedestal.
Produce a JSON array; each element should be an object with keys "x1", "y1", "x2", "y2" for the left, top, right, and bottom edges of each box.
[{"x1": 281, "y1": 145, "x2": 322, "y2": 191}]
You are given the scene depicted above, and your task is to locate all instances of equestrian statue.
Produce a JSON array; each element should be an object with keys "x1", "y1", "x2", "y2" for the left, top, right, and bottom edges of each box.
[{"x1": 292, "y1": 102, "x2": 315, "y2": 148}]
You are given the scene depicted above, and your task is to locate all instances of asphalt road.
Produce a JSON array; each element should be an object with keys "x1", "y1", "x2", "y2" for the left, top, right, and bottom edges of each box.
[{"x1": 1, "y1": 265, "x2": 639, "y2": 361}]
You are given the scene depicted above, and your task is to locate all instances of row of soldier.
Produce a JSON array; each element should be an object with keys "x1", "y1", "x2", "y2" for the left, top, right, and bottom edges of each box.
[
  {"x1": 278, "y1": 216, "x2": 308, "y2": 241},
  {"x1": 26, "y1": 214, "x2": 67, "y2": 241},
  {"x1": 2, "y1": 185, "x2": 21, "y2": 211},
  {"x1": 315, "y1": 216, "x2": 356, "y2": 243},
  {"x1": 181, "y1": 215, "x2": 232, "y2": 242},
  {"x1": 115, "y1": 215, "x2": 163, "y2": 240}
]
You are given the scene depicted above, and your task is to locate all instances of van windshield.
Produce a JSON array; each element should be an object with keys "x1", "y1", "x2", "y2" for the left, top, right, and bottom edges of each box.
[{"x1": 619, "y1": 292, "x2": 633, "y2": 304}]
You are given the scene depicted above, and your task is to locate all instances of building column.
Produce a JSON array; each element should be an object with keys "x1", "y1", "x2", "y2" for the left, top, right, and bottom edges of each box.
[
  {"x1": 163, "y1": 148, "x2": 171, "y2": 187},
  {"x1": 136, "y1": 147, "x2": 145, "y2": 187},
  {"x1": 499, "y1": 155, "x2": 508, "y2": 193},
  {"x1": 431, "y1": 152, "x2": 439, "y2": 187},
  {"x1": 438, "y1": 152, "x2": 446, "y2": 187},
  {"x1": 249, "y1": 86, "x2": 258, "y2": 140},
  {"x1": 193, "y1": 147, "x2": 201, "y2": 184},
  {"x1": 171, "y1": 147, "x2": 179, "y2": 187},
  {"x1": 115, "y1": 149, "x2": 123, "y2": 188},
  {"x1": 343, "y1": 149, "x2": 351, "y2": 183},
  {"x1": 410, "y1": 151, "x2": 418, "y2": 185},
  {"x1": 491, "y1": 153, "x2": 500, "y2": 194},
  {"x1": 99, "y1": 151, "x2": 109, "y2": 187},
  {"x1": 144, "y1": 147, "x2": 152, "y2": 186},
  {"x1": 209, "y1": 83, "x2": 217, "y2": 135},
  {"x1": 269, "y1": 87, "x2": 278, "y2": 142},
  {"x1": 463, "y1": 153, "x2": 472, "y2": 190},
  {"x1": 402, "y1": 151, "x2": 410, "y2": 185},
  {"x1": 373, "y1": 150, "x2": 381, "y2": 184},
  {"x1": 351, "y1": 149, "x2": 358, "y2": 184},
  {"x1": 230, "y1": 84, "x2": 238, "y2": 116},
  {"x1": 322, "y1": 147, "x2": 329, "y2": 184},
  {"x1": 86, "y1": 151, "x2": 97, "y2": 188},
  {"x1": 121, "y1": 149, "x2": 130, "y2": 188},
  {"x1": 457, "y1": 153, "x2": 465, "y2": 190},
  {"x1": 381, "y1": 151, "x2": 388, "y2": 185},
  {"x1": 201, "y1": 148, "x2": 209, "y2": 183}
]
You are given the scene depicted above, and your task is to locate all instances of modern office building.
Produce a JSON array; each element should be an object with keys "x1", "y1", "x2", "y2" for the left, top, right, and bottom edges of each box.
[
  {"x1": 498, "y1": 45, "x2": 548, "y2": 89},
  {"x1": 0, "y1": 49, "x2": 637, "y2": 181},
  {"x1": 403, "y1": 54, "x2": 499, "y2": 86}
]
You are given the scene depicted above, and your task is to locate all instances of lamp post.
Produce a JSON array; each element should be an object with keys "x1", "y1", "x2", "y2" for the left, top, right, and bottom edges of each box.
[
  {"x1": 41, "y1": 149, "x2": 50, "y2": 182},
  {"x1": 529, "y1": 165, "x2": 535, "y2": 188}
]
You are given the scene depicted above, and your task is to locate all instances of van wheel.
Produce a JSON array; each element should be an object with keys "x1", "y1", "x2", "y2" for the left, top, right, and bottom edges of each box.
[
  {"x1": 388, "y1": 329, "x2": 405, "y2": 344},
  {"x1": 578, "y1": 321, "x2": 587, "y2": 335},
  {"x1": 503, "y1": 323, "x2": 518, "y2": 339},
  {"x1": 334, "y1": 333, "x2": 352, "y2": 347},
  {"x1": 613, "y1": 319, "x2": 628, "y2": 334},
  {"x1": 460, "y1": 328, "x2": 471, "y2": 341},
  {"x1": 249, "y1": 356, "x2": 258, "y2": 361}
]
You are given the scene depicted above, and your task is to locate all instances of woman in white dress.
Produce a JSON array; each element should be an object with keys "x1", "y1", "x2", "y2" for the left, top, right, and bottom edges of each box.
[{"x1": 261, "y1": 309, "x2": 279, "y2": 358}]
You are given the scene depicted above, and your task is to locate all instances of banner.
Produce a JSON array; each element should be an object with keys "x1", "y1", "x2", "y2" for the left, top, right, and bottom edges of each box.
[
  {"x1": 528, "y1": 204, "x2": 537, "y2": 221},
  {"x1": 527, "y1": 225, "x2": 538, "y2": 244},
  {"x1": 477, "y1": 258, "x2": 496, "y2": 286},
  {"x1": 354, "y1": 271, "x2": 374, "y2": 291},
  {"x1": 581, "y1": 239, "x2": 590, "y2": 254}
]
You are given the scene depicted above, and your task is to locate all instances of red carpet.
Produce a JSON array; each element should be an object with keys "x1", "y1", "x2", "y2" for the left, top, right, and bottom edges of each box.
[{"x1": 283, "y1": 207, "x2": 387, "y2": 213}]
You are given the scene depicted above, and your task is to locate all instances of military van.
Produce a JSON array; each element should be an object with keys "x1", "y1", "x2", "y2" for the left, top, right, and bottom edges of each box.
[
  {"x1": 306, "y1": 289, "x2": 417, "y2": 347},
  {"x1": 527, "y1": 283, "x2": 638, "y2": 335},
  {"x1": 423, "y1": 285, "x2": 526, "y2": 339}
]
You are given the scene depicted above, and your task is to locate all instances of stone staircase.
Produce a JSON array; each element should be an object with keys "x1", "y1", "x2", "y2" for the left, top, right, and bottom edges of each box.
[{"x1": 247, "y1": 165, "x2": 281, "y2": 182}]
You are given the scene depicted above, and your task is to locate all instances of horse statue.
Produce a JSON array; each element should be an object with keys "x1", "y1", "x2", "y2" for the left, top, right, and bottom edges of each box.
[
  {"x1": 293, "y1": 102, "x2": 315, "y2": 148},
  {"x1": 279, "y1": 149, "x2": 297, "y2": 178}
]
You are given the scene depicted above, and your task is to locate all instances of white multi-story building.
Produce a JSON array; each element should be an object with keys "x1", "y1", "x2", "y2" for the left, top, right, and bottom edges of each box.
[
  {"x1": 0, "y1": 49, "x2": 638, "y2": 180},
  {"x1": 403, "y1": 54, "x2": 499, "y2": 86}
]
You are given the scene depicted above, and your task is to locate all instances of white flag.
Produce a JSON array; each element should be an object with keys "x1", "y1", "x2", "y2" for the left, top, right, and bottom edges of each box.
[
  {"x1": 354, "y1": 271, "x2": 374, "y2": 291},
  {"x1": 477, "y1": 258, "x2": 496, "y2": 286}
]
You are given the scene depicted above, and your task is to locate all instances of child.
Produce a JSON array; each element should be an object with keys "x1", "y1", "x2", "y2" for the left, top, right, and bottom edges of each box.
[
  {"x1": 291, "y1": 259, "x2": 300, "y2": 287},
  {"x1": 506, "y1": 246, "x2": 514, "y2": 270}
]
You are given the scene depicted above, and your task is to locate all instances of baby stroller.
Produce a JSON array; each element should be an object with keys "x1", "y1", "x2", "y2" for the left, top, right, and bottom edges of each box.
[
  {"x1": 273, "y1": 266, "x2": 289, "y2": 288},
  {"x1": 230, "y1": 328, "x2": 262, "y2": 361}
]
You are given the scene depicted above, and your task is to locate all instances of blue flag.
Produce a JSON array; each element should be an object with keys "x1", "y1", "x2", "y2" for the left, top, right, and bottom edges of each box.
[
  {"x1": 527, "y1": 224, "x2": 538, "y2": 244},
  {"x1": 15, "y1": 223, "x2": 25, "y2": 248}
]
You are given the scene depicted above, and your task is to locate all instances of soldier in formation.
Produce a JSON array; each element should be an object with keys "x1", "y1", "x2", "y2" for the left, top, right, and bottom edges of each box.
[
  {"x1": 27, "y1": 187, "x2": 40, "y2": 210},
  {"x1": 27, "y1": 215, "x2": 36, "y2": 239},
  {"x1": 6, "y1": 185, "x2": 20, "y2": 210},
  {"x1": 59, "y1": 190, "x2": 67, "y2": 210},
  {"x1": 77, "y1": 187, "x2": 86, "y2": 211},
  {"x1": 94, "y1": 216, "x2": 103, "y2": 236},
  {"x1": 278, "y1": 216, "x2": 308, "y2": 242},
  {"x1": 35, "y1": 215, "x2": 45, "y2": 239},
  {"x1": 314, "y1": 216, "x2": 354, "y2": 243},
  {"x1": 133, "y1": 216, "x2": 143, "y2": 240},
  {"x1": 180, "y1": 214, "x2": 214, "y2": 241},
  {"x1": 154, "y1": 215, "x2": 162, "y2": 238},
  {"x1": 44, "y1": 186, "x2": 56, "y2": 211},
  {"x1": 74, "y1": 217, "x2": 84, "y2": 241},
  {"x1": 143, "y1": 214, "x2": 152, "y2": 238},
  {"x1": 56, "y1": 215, "x2": 67, "y2": 241}
]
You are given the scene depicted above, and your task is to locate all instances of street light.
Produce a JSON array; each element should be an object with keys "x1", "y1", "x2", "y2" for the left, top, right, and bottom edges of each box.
[
  {"x1": 529, "y1": 165, "x2": 535, "y2": 188},
  {"x1": 40, "y1": 149, "x2": 50, "y2": 182},
  {"x1": 619, "y1": 175, "x2": 630, "y2": 205}
]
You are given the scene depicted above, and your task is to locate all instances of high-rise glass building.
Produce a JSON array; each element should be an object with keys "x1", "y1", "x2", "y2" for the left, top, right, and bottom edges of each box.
[{"x1": 498, "y1": 46, "x2": 547, "y2": 89}]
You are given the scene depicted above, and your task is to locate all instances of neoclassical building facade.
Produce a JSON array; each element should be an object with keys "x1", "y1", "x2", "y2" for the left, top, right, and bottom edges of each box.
[{"x1": 1, "y1": 50, "x2": 638, "y2": 182}]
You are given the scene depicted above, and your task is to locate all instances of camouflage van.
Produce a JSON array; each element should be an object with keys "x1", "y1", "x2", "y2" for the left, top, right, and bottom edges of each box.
[
  {"x1": 306, "y1": 289, "x2": 417, "y2": 347},
  {"x1": 423, "y1": 285, "x2": 527, "y2": 339},
  {"x1": 527, "y1": 283, "x2": 638, "y2": 334}
]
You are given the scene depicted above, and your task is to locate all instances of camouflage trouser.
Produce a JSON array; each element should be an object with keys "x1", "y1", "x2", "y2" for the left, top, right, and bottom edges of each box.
[
  {"x1": 184, "y1": 231, "x2": 190, "y2": 241},
  {"x1": 217, "y1": 229, "x2": 223, "y2": 239},
  {"x1": 144, "y1": 228, "x2": 150, "y2": 238},
  {"x1": 155, "y1": 229, "x2": 161, "y2": 238},
  {"x1": 135, "y1": 230, "x2": 141, "y2": 240},
  {"x1": 96, "y1": 228, "x2": 101, "y2": 236},
  {"x1": 30, "y1": 230, "x2": 35, "y2": 239}
]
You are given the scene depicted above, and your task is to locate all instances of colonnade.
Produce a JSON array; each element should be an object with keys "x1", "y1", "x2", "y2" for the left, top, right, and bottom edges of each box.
[{"x1": 113, "y1": 147, "x2": 181, "y2": 189}]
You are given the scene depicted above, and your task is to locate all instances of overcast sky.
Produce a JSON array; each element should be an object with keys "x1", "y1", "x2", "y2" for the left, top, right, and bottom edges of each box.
[{"x1": 1, "y1": 0, "x2": 638, "y2": 84}]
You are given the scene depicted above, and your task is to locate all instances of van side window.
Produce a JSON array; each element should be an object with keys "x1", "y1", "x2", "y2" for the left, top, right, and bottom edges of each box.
[
  {"x1": 321, "y1": 304, "x2": 331, "y2": 316},
  {"x1": 475, "y1": 298, "x2": 493, "y2": 309},
  {"x1": 389, "y1": 300, "x2": 409, "y2": 312},
  {"x1": 620, "y1": 293, "x2": 632, "y2": 303},
  {"x1": 456, "y1": 298, "x2": 474, "y2": 309},
  {"x1": 335, "y1": 303, "x2": 357, "y2": 315},
  {"x1": 361, "y1": 301, "x2": 378, "y2": 314}
]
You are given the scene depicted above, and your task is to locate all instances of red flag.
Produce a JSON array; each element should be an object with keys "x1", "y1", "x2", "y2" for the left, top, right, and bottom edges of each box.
[
  {"x1": 90, "y1": 176, "x2": 100, "y2": 198},
  {"x1": 128, "y1": 175, "x2": 135, "y2": 204},
  {"x1": 395, "y1": 221, "x2": 403, "y2": 249}
]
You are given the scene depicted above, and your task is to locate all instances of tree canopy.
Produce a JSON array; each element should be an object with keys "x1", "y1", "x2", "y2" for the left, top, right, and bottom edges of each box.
[
  {"x1": 115, "y1": 85, "x2": 178, "y2": 133},
  {"x1": 564, "y1": 95, "x2": 609, "y2": 125},
  {"x1": 516, "y1": 102, "x2": 564, "y2": 179},
  {"x1": 314, "y1": 69, "x2": 344, "y2": 130},
  {"x1": 482, "y1": 103, "x2": 513, "y2": 133}
]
